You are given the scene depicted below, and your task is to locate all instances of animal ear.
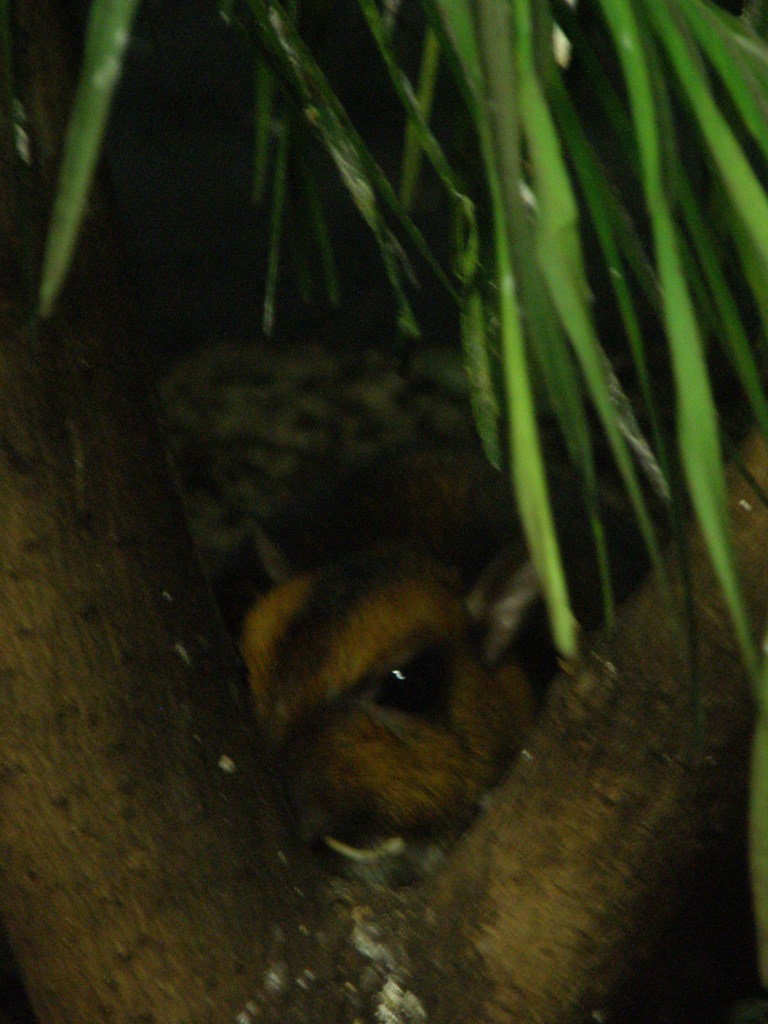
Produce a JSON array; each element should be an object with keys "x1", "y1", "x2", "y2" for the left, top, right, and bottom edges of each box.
[
  {"x1": 213, "y1": 524, "x2": 293, "y2": 635},
  {"x1": 250, "y1": 523, "x2": 293, "y2": 586},
  {"x1": 465, "y1": 552, "x2": 541, "y2": 666}
]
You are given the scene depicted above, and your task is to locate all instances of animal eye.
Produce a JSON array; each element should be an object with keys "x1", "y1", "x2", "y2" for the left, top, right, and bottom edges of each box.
[{"x1": 371, "y1": 645, "x2": 449, "y2": 720}]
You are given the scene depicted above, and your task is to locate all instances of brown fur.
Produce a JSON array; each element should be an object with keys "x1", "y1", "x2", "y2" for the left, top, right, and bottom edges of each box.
[
  {"x1": 241, "y1": 547, "x2": 535, "y2": 843},
  {"x1": 229, "y1": 447, "x2": 647, "y2": 877},
  {"x1": 236, "y1": 450, "x2": 540, "y2": 859}
]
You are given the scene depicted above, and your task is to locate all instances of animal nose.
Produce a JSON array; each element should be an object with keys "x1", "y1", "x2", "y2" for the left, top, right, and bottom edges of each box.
[
  {"x1": 286, "y1": 786, "x2": 333, "y2": 845},
  {"x1": 282, "y1": 749, "x2": 339, "y2": 844}
]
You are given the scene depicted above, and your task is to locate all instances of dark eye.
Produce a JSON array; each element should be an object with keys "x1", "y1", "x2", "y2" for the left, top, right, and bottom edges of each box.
[{"x1": 371, "y1": 645, "x2": 450, "y2": 721}]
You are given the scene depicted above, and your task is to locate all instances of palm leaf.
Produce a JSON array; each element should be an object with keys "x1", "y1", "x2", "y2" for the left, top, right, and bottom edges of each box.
[{"x1": 39, "y1": 0, "x2": 140, "y2": 317}]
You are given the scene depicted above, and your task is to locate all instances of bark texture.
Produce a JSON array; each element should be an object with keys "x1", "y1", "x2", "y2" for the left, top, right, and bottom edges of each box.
[
  {"x1": 0, "y1": 5, "x2": 301, "y2": 1022},
  {"x1": 421, "y1": 443, "x2": 759, "y2": 1020},
  {"x1": 0, "y1": 2, "x2": 759, "y2": 1022}
]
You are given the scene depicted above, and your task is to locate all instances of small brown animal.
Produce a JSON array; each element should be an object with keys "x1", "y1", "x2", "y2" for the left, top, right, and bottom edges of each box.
[{"x1": 224, "y1": 448, "x2": 642, "y2": 880}]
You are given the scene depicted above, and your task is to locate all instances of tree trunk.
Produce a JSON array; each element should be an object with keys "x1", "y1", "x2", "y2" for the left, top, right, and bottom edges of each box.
[{"x1": 0, "y1": 2, "x2": 758, "y2": 1022}]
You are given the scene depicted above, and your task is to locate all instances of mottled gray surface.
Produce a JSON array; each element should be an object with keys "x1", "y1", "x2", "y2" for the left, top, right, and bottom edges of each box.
[{"x1": 158, "y1": 341, "x2": 476, "y2": 572}]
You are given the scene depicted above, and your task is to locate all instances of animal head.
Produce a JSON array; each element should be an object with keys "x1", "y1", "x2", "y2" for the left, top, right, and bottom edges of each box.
[
  {"x1": 226, "y1": 449, "x2": 548, "y2": 880},
  {"x1": 219, "y1": 446, "x2": 647, "y2": 880},
  {"x1": 240, "y1": 545, "x2": 536, "y2": 851}
]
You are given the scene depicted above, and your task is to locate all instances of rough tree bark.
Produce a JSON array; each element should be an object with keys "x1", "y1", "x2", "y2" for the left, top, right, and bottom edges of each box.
[{"x1": 0, "y1": 2, "x2": 758, "y2": 1023}]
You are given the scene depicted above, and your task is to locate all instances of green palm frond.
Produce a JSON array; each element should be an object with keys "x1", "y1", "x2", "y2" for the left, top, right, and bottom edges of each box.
[{"x1": 38, "y1": 0, "x2": 140, "y2": 318}]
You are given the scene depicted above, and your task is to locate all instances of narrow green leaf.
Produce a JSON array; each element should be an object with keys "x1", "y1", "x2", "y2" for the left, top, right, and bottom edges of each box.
[
  {"x1": 423, "y1": 0, "x2": 485, "y2": 120},
  {"x1": 642, "y1": 0, "x2": 768, "y2": 274},
  {"x1": 295, "y1": 144, "x2": 340, "y2": 306},
  {"x1": 550, "y1": 0, "x2": 638, "y2": 168},
  {"x1": 356, "y1": 0, "x2": 476, "y2": 268},
  {"x1": 679, "y1": 0, "x2": 768, "y2": 160},
  {"x1": 253, "y1": 60, "x2": 276, "y2": 204},
  {"x1": 525, "y1": 277, "x2": 593, "y2": 479},
  {"x1": 687, "y1": 0, "x2": 768, "y2": 80},
  {"x1": 474, "y1": 0, "x2": 575, "y2": 657},
  {"x1": 400, "y1": 27, "x2": 441, "y2": 210},
  {"x1": 602, "y1": 0, "x2": 758, "y2": 678},
  {"x1": 514, "y1": 0, "x2": 666, "y2": 597},
  {"x1": 430, "y1": 0, "x2": 574, "y2": 646},
  {"x1": 460, "y1": 289, "x2": 503, "y2": 468},
  {"x1": 551, "y1": 37, "x2": 697, "y2": 697},
  {"x1": 525, "y1": 298, "x2": 618, "y2": 627},
  {"x1": 245, "y1": 0, "x2": 456, "y2": 327},
  {"x1": 38, "y1": 0, "x2": 140, "y2": 318},
  {"x1": 729, "y1": 193, "x2": 768, "y2": 350},
  {"x1": 548, "y1": 73, "x2": 671, "y2": 503},
  {"x1": 748, "y1": 0, "x2": 768, "y2": 38},
  {"x1": 677, "y1": 171, "x2": 768, "y2": 447},
  {"x1": 500, "y1": 255, "x2": 576, "y2": 657},
  {"x1": 218, "y1": 0, "x2": 236, "y2": 23}
]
